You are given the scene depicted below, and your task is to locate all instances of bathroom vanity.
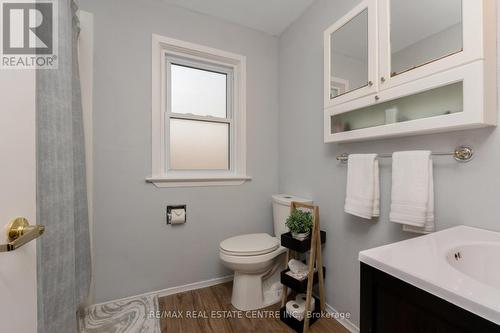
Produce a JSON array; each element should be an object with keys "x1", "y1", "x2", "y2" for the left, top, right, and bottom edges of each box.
[{"x1": 359, "y1": 226, "x2": 500, "y2": 333}]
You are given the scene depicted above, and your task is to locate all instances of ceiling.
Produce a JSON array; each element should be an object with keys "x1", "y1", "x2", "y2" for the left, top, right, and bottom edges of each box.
[{"x1": 161, "y1": 0, "x2": 316, "y2": 36}]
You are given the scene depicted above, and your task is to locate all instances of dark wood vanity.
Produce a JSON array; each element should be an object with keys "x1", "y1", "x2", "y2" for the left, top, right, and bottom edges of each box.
[{"x1": 360, "y1": 263, "x2": 500, "y2": 333}]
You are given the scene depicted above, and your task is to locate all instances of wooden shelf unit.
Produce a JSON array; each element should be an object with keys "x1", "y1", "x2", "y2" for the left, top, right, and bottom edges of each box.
[{"x1": 279, "y1": 202, "x2": 326, "y2": 333}]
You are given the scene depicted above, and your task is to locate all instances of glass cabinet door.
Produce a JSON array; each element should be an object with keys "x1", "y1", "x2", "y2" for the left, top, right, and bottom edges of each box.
[
  {"x1": 330, "y1": 9, "x2": 368, "y2": 97},
  {"x1": 377, "y1": 0, "x2": 486, "y2": 90},
  {"x1": 324, "y1": 0, "x2": 377, "y2": 107},
  {"x1": 390, "y1": 0, "x2": 463, "y2": 76}
]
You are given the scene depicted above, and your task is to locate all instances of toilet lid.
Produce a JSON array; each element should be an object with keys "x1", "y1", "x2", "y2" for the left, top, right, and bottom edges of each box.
[{"x1": 220, "y1": 233, "x2": 279, "y2": 256}]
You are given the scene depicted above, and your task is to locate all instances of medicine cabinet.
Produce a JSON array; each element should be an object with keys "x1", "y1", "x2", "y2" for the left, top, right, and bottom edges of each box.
[{"x1": 324, "y1": 0, "x2": 497, "y2": 143}]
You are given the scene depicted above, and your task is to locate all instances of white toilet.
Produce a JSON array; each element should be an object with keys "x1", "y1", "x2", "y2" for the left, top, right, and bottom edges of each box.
[{"x1": 219, "y1": 194, "x2": 312, "y2": 310}]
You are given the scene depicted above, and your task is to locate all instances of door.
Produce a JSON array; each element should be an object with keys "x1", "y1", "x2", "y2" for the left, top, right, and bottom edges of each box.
[
  {"x1": 324, "y1": 0, "x2": 378, "y2": 108},
  {"x1": 0, "y1": 8, "x2": 94, "y2": 332},
  {"x1": 378, "y1": 0, "x2": 491, "y2": 90},
  {"x1": 0, "y1": 69, "x2": 38, "y2": 330}
]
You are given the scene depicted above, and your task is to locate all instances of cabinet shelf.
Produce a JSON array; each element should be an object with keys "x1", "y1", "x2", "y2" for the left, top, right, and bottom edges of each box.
[
  {"x1": 280, "y1": 296, "x2": 321, "y2": 333},
  {"x1": 280, "y1": 267, "x2": 326, "y2": 293},
  {"x1": 324, "y1": 61, "x2": 496, "y2": 143},
  {"x1": 280, "y1": 231, "x2": 326, "y2": 253}
]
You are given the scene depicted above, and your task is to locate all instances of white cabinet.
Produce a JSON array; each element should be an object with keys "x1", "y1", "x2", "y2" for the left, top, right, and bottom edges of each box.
[
  {"x1": 324, "y1": 0, "x2": 497, "y2": 143},
  {"x1": 323, "y1": 0, "x2": 378, "y2": 107}
]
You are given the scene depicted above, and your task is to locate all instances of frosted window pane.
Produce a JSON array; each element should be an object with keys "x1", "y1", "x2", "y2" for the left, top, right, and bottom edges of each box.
[
  {"x1": 331, "y1": 82, "x2": 463, "y2": 133},
  {"x1": 171, "y1": 64, "x2": 227, "y2": 118},
  {"x1": 170, "y1": 119, "x2": 229, "y2": 170}
]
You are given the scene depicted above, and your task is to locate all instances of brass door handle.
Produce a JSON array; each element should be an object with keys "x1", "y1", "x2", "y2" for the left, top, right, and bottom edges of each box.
[{"x1": 0, "y1": 218, "x2": 45, "y2": 252}]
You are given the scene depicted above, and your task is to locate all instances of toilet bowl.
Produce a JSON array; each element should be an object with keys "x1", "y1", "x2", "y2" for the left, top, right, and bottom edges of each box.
[
  {"x1": 219, "y1": 194, "x2": 313, "y2": 311},
  {"x1": 219, "y1": 233, "x2": 287, "y2": 310}
]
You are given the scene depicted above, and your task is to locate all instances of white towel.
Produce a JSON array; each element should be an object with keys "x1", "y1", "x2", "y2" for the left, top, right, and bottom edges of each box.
[
  {"x1": 344, "y1": 154, "x2": 380, "y2": 219},
  {"x1": 402, "y1": 162, "x2": 434, "y2": 234},
  {"x1": 288, "y1": 259, "x2": 308, "y2": 274},
  {"x1": 390, "y1": 151, "x2": 435, "y2": 233}
]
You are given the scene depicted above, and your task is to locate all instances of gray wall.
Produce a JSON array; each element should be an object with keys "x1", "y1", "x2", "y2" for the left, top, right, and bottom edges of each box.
[
  {"x1": 279, "y1": 0, "x2": 500, "y2": 326},
  {"x1": 82, "y1": 0, "x2": 500, "y2": 324},
  {"x1": 80, "y1": 0, "x2": 279, "y2": 303}
]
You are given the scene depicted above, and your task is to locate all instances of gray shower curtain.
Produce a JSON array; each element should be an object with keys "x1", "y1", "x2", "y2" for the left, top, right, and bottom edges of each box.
[{"x1": 36, "y1": 1, "x2": 92, "y2": 332}]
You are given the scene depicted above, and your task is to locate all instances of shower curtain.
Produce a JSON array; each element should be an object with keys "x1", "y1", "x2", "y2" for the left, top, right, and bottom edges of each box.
[{"x1": 36, "y1": 1, "x2": 92, "y2": 332}]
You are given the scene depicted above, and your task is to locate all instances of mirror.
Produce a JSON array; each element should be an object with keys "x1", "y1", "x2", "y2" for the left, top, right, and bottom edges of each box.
[
  {"x1": 391, "y1": 0, "x2": 463, "y2": 76},
  {"x1": 330, "y1": 9, "x2": 369, "y2": 99}
]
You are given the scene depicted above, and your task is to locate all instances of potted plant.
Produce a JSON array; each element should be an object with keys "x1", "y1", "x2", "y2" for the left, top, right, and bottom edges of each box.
[{"x1": 286, "y1": 209, "x2": 313, "y2": 240}]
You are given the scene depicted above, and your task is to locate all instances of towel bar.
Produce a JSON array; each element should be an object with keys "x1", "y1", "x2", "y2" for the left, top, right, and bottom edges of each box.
[
  {"x1": 0, "y1": 217, "x2": 45, "y2": 252},
  {"x1": 336, "y1": 145, "x2": 474, "y2": 164}
]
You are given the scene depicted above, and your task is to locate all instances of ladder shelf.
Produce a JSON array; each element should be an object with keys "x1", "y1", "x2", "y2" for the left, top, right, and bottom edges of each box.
[{"x1": 279, "y1": 202, "x2": 326, "y2": 333}]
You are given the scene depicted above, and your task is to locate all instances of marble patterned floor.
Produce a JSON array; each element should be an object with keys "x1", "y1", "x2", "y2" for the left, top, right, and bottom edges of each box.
[{"x1": 78, "y1": 294, "x2": 161, "y2": 333}]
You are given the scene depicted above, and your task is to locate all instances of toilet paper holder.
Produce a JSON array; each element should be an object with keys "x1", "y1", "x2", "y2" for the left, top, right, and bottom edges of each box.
[{"x1": 166, "y1": 205, "x2": 187, "y2": 225}]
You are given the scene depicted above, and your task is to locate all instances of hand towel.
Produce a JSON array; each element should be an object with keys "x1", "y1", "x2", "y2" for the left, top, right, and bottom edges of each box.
[
  {"x1": 344, "y1": 154, "x2": 380, "y2": 219},
  {"x1": 402, "y1": 160, "x2": 435, "y2": 234},
  {"x1": 390, "y1": 151, "x2": 435, "y2": 232}
]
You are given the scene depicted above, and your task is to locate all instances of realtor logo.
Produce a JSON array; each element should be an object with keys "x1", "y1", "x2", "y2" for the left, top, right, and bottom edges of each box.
[{"x1": 1, "y1": 0, "x2": 58, "y2": 69}]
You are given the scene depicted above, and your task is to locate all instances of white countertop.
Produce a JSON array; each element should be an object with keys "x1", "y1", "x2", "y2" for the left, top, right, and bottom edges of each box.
[{"x1": 359, "y1": 226, "x2": 500, "y2": 325}]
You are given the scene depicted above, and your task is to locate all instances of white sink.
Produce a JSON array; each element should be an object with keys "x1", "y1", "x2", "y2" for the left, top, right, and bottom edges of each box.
[
  {"x1": 359, "y1": 226, "x2": 500, "y2": 325},
  {"x1": 447, "y1": 243, "x2": 500, "y2": 290}
]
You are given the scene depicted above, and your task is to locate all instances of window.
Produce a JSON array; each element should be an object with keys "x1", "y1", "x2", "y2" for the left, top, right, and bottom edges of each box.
[
  {"x1": 168, "y1": 60, "x2": 231, "y2": 171},
  {"x1": 148, "y1": 35, "x2": 249, "y2": 187}
]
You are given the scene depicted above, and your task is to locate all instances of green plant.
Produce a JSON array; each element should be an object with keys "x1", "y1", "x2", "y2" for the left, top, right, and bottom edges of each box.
[{"x1": 286, "y1": 209, "x2": 313, "y2": 234}]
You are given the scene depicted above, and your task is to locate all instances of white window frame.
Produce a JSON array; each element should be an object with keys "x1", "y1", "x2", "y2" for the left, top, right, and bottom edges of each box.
[{"x1": 147, "y1": 34, "x2": 249, "y2": 187}]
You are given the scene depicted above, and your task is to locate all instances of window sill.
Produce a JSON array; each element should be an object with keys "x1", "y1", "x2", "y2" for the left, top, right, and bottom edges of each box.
[{"x1": 145, "y1": 175, "x2": 252, "y2": 188}]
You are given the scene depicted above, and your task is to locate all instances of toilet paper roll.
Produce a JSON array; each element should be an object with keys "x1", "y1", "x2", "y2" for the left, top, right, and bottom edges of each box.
[
  {"x1": 295, "y1": 293, "x2": 315, "y2": 310},
  {"x1": 288, "y1": 259, "x2": 308, "y2": 274},
  {"x1": 286, "y1": 300, "x2": 305, "y2": 321},
  {"x1": 170, "y1": 208, "x2": 186, "y2": 224}
]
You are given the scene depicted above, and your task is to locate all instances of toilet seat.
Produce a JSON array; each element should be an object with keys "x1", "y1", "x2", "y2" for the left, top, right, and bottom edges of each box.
[{"x1": 220, "y1": 233, "x2": 279, "y2": 256}]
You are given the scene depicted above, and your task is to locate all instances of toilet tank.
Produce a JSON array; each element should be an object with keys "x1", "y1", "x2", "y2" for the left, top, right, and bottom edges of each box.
[{"x1": 272, "y1": 194, "x2": 313, "y2": 237}]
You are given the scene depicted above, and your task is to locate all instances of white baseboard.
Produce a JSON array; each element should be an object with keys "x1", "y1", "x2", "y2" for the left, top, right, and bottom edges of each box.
[
  {"x1": 91, "y1": 275, "x2": 234, "y2": 307},
  {"x1": 156, "y1": 275, "x2": 234, "y2": 298},
  {"x1": 325, "y1": 303, "x2": 360, "y2": 333}
]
